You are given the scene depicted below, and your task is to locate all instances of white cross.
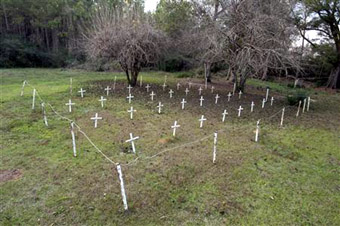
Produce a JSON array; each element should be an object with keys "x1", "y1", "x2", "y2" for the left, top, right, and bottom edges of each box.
[
  {"x1": 199, "y1": 96, "x2": 204, "y2": 107},
  {"x1": 181, "y1": 99, "x2": 187, "y2": 110},
  {"x1": 150, "y1": 91, "x2": 156, "y2": 101},
  {"x1": 126, "y1": 93, "x2": 134, "y2": 104},
  {"x1": 251, "y1": 101, "x2": 255, "y2": 112},
  {"x1": 262, "y1": 98, "x2": 266, "y2": 108},
  {"x1": 127, "y1": 85, "x2": 133, "y2": 94},
  {"x1": 227, "y1": 92, "x2": 232, "y2": 102},
  {"x1": 125, "y1": 133, "x2": 139, "y2": 154},
  {"x1": 188, "y1": 82, "x2": 192, "y2": 89},
  {"x1": 222, "y1": 109, "x2": 228, "y2": 122},
  {"x1": 177, "y1": 83, "x2": 181, "y2": 90},
  {"x1": 78, "y1": 88, "x2": 86, "y2": 98},
  {"x1": 169, "y1": 89, "x2": 174, "y2": 98},
  {"x1": 237, "y1": 105, "x2": 244, "y2": 117},
  {"x1": 105, "y1": 86, "x2": 111, "y2": 96},
  {"x1": 156, "y1": 102, "x2": 164, "y2": 114},
  {"x1": 65, "y1": 99, "x2": 75, "y2": 112},
  {"x1": 145, "y1": 84, "x2": 151, "y2": 92},
  {"x1": 162, "y1": 83, "x2": 167, "y2": 91},
  {"x1": 91, "y1": 113, "x2": 102, "y2": 128},
  {"x1": 198, "y1": 87, "x2": 203, "y2": 95},
  {"x1": 185, "y1": 88, "x2": 189, "y2": 96},
  {"x1": 271, "y1": 97, "x2": 274, "y2": 106},
  {"x1": 211, "y1": 86, "x2": 215, "y2": 93},
  {"x1": 239, "y1": 90, "x2": 243, "y2": 99},
  {"x1": 199, "y1": 115, "x2": 207, "y2": 128},
  {"x1": 215, "y1": 94, "x2": 220, "y2": 104},
  {"x1": 127, "y1": 106, "x2": 136, "y2": 119},
  {"x1": 99, "y1": 96, "x2": 107, "y2": 108},
  {"x1": 171, "y1": 121, "x2": 180, "y2": 136}
]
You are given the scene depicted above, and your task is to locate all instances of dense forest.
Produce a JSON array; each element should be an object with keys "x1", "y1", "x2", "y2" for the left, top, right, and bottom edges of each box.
[{"x1": 1, "y1": 0, "x2": 339, "y2": 89}]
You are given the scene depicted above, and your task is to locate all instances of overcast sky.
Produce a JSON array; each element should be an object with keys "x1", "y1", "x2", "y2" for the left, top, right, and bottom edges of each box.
[{"x1": 145, "y1": 0, "x2": 159, "y2": 12}]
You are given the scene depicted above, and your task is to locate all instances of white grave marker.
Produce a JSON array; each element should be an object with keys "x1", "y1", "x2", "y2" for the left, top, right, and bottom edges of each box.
[
  {"x1": 262, "y1": 98, "x2": 266, "y2": 108},
  {"x1": 185, "y1": 88, "x2": 189, "y2": 96},
  {"x1": 150, "y1": 91, "x2": 156, "y2": 101},
  {"x1": 255, "y1": 120, "x2": 260, "y2": 142},
  {"x1": 181, "y1": 99, "x2": 187, "y2": 110},
  {"x1": 70, "y1": 122, "x2": 76, "y2": 157},
  {"x1": 66, "y1": 99, "x2": 75, "y2": 112},
  {"x1": 162, "y1": 83, "x2": 167, "y2": 91},
  {"x1": 198, "y1": 87, "x2": 203, "y2": 95},
  {"x1": 127, "y1": 85, "x2": 133, "y2": 94},
  {"x1": 125, "y1": 133, "x2": 139, "y2": 154},
  {"x1": 239, "y1": 90, "x2": 242, "y2": 99},
  {"x1": 251, "y1": 101, "x2": 255, "y2": 112},
  {"x1": 105, "y1": 86, "x2": 112, "y2": 96},
  {"x1": 307, "y1": 97, "x2": 311, "y2": 111},
  {"x1": 21, "y1": 80, "x2": 27, "y2": 96},
  {"x1": 188, "y1": 82, "x2": 192, "y2": 89},
  {"x1": 237, "y1": 105, "x2": 244, "y2": 117},
  {"x1": 271, "y1": 97, "x2": 274, "y2": 106},
  {"x1": 177, "y1": 83, "x2": 181, "y2": 90},
  {"x1": 302, "y1": 98, "x2": 306, "y2": 113},
  {"x1": 116, "y1": 163, "x2": 128, "y2": 211},
  {"x1": 169, "y1": 89, "x2": 174, "y2": 98},
  {"x1": 41, "y1": 103, "x2": 48, "y2": 126},
  {"x1": 171, "y1": 121, "x2": 180, "y2": 136},
  {"x1": 99, "y1": 96, "x2": 107, "y2": 108},
  {"x1": 32, "y1": 89, "x2": 36, "y2": 110},
  {"x1": 280, "y1": 107, "x2": 285, "y2": 127},
  {"x1": 91, "y1": 113, "x2": 102, "y2": 128},
  {"x1": 296, "y1": 100, "x2": 301, "y2": 117},
  {"x1": 145, "y1": 84, "x2": 151, "y2": 92},
  {"x1": 78, "y1": 88, "x2": 86, "y2": 98},
  {"x1": 199, "y1": 96, "x2": 204, "y2": 107},
  {"x1": 222, "y1": 109, "x2": 228, "y2": 122},
  {"x1": 199, "y1": 115, "x2": 207, "y2": 128},
  {"x1": 126, "y1": 93, "x2": 134, "y2": 104},
  {"x1": 156, "y1": 102, "x2": 164, "y2": 114},
  {"x1": 211, "y1": 86, "x2": 215, "y2": 93},
  {"x1": 215, "y1": 94, "x2": 220, "y2": 104},
  {"x1": 213, "y1": 132, "x2": 218, "y2": 164},
  {"x1": 227, "y1": 92, "x2": 232, "y2": 102},
  {"x1": 265, "y1": 88, "x2": 270, "y2": 101},
  {"x1": 128, "y1": 106, "x2": 136, "y2": 119}
]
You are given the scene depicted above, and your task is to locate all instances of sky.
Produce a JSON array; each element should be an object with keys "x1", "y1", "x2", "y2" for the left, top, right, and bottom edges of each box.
[{"x1": 144, "y1": 0, "x2": 159, "y2": 12}]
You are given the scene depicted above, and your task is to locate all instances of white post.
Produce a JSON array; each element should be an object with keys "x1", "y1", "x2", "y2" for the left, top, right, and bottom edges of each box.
[
  {"x1": 70, "y1": 78, "x2": 73, "y2": 96},
  {"x1": 280, "y1": 107, "x2": 285, "y2": 127},
  {"x1": 211, "y1": 86, "x2": 215, "y2": 93},
  {"x1": 71, "y1": 122, "x2": 77, "y2": 157},
  {"x1": 32, "y1": 89, "x2": 36, "y2": 110},
  {"x1": 251, "y1": 101, "x2": 255, "y2": 112},
  {"x1": 113, "y1": 76, "x2": 117, "y2": 90},
  {"x1": 233, "y1": 83, "x2": 236, "y2": 96},
  {"x1": 116, "y1": 164, "x2": 128, "y2": 211},
  {"x1": 296, "y1": 100, "x2": 301, "y2": 117},
  {"x1": 41, "y1": 103, "x2": 48, "y2": 126},
  {"x1": 213, "y1": 132, "x2": 217, "y2": 164},
  {"x1": 255, "y1": 120, "x2": 260, "y2": 142},
  {"x1": 262, "y1": 98, "x2": 266, "y2": 109},
  {"x1": 140, "y1": 75, "x2": 143, "y2": 87},
  {"x1": 265, "y1": 88, "x2": 269, "y2": 102},
  {"x1": 271, "y1": 97, "x2": 274, "y2": 106},
  {"x1": 239, "y1": 90, "x2": 242, "y2": 99},
  {"x1": 307, "y1": 97, "x2": 311, "y2": 111},
  {"x1": 302, "y1": 98, "x2": 306, "y2": 113},
  {"x1": 21, "y1": 80, "x2": 26, "y2": 96},
  {"x1": 177, "y1": 83, "x2": 180, "y2": 90}
]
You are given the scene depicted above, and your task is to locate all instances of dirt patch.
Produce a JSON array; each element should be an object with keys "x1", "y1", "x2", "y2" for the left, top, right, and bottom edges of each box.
[{"x1": 0, "y1": 169, "x2": 22, "y2": 183}]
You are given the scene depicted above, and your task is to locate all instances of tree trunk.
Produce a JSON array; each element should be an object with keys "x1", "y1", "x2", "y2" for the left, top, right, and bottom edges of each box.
[
  {"x1": 204, "y1": 62, "x2": 212, "y2": 83},
  {"x1": 261, "y1": 67, "x2": 268, "y2": 80},
  {"x1": 327, "y1": 63, "x2": 340, "y2": 89},
  {"x1": 239, "y1": 75, "x2": 247, "y2": 92},
  {"x1": 129, "y1": 70, "x2": 138, "y2": 86}
]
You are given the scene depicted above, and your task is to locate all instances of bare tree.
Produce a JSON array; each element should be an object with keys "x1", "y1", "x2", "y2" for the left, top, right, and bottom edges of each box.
[{"x1": 84, "y1": 2, "x2": 165, "y2": 86}]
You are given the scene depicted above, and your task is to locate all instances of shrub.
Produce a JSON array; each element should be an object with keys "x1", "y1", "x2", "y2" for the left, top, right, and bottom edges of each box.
[{"x1": 287, "y1": 90, "x2": 308, "y2": 105}]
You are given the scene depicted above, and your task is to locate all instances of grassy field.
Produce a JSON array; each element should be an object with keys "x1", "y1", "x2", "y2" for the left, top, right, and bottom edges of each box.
[{"x1": 1, "y1": 68, "x2": 340, "y2": 225}]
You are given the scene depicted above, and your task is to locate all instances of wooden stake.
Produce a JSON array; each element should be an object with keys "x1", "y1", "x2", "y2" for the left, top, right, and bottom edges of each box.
[{"x1": 116, "y1": 164, "x2": 128, "y2": 211}]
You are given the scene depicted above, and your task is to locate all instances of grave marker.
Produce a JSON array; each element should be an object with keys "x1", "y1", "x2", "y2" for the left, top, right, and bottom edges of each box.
[
  {"x1": 66, "y1": 99, "x2": 75, "y2": 112},
  {"x1": 215, "y1": 94, "x2": 220, "y2": 104},
  {"x1": 265, "y1": 88, "x2": 270, "y2": 102},
  {"x1": 251, "y1": 101, "x2": 255, "y2": 112},
  {"x1": 171, "y1": 121, "x2": 180, "y2": 136},
  {"x1": 162, "y1": 83, "x2": 167, "y2": 91},
  {"x1": 211, "y1": 86, "x2": 215, "y2": 93},
  {"x1": 91, "y1": 113, "x2": 102, "y2": 128},
  {"x1": 271, "y1": 97, "x2": 274, "y2": 106},
  {"x1": 177, "y1": 83, "x2": 181, "y2": 90},
  {"x1": 32, "y1": 89, "x2": 36, "y2": 110},
  {"x1": 126, "y1": 93, "x2": 134, "y2": 104},
  {"x1": 188, "y1": 82, "x2": 192, "y2": 89},
  {"x1": 199, "y1": 115, "x2": 207, "y2": 128},
  {"x1": 227, "y1": 92, "x2": 232, "y2": 102},
  {"x1": 41, "y1": 103, "x2": 48, "y2": 126},
  {"x1": 169, "y1": 89, "x2": 174, "y2": 98},
  {"x1": 198, "y1": 86, "x2": 203, "y2": 95},
  {"x1": 127, "y1": 106, "x2": 136, "y2": 119},
  {"x1": 181, "y1": 99, "x2": 187, "y2": 110},
  {"x1": 280, "y1": 107, "x2": 285, "y2": 127},
  {"x1": 213, "y1": 132, "x2": 218, "y2": 164},
  {"x1": 237, "y1": 105, "x2": 244, "y2": 117},
  {"x1": 113, "y1": 76, "x2": 117, "y2": 90},
  {"x1": 105, "y1": 86, "x2": 112, "y2": 96},
  {"x1": 150, "y1": 91, "x2": 156, "y2": 101},
  {"x1": 262, "y1": 98, "x2": 266, "y2": 108},
  {"x1": 125, "y1": 133, "x2": 139, "y2": 154},
  {"x1": 307, "y1": 96, "x2": 311, "y2": 111},
  {"x1": 156, "y1": 102, "x2": 164, "y2": 114},
  {"x1": 199, "y1": 96, "x2": 204, "y2": 107},
  {"x1": 233, "y1": 83, "x2": 236, "y2": 95},
  {"x1": 145, "y1": 84, "x2": 151, "y2": 92},
  {"x1": 127, "y1": 85, "x2": 133, "y2": 94},
  {"x1": 255, "y1": 120, "x2": 260, "y2": 142},
  {"x1": 239, "y1": 90, "x2": 242, "y2": 99},
  {"x1": 99, "y1": 96, "x2": 107, "y2": 108},
  {"x1": 78, "y1": 88, "x2": 86, "y2": 98},
  {"x1": 296, "y1": 100, "x2": 301, "y2": 117},
  {"x1": 185, "y1": 88, "x2": 189, "y2": 96},
  {"x1": 302, "y1": 98, "x2": 306, "y2": 113},
  {"x1": 70, "y1": 122, "x2": 76, "y2": 157},
  {"x1": 21, "y1": 80, "x2": 27, "y2": 96},
  {"x1": 222, "y1": 109, "x2": 228, "y2": 122},
  {"x1": 116, "y1": 163, "x2": 128, "y2": 211}
]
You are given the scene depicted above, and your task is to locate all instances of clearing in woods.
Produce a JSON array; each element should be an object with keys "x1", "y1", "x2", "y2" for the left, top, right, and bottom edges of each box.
[{"x1": 1, "y1": 68, "x2": 340, "y2": 225}]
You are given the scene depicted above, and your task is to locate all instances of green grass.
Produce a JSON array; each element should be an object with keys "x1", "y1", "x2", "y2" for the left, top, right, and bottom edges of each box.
[{"x1": 1, "y1": 68, "x2": 340, "y2": 225}]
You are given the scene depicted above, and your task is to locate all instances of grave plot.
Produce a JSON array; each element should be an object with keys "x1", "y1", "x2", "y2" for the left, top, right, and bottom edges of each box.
[{"x1": 1, "y1": 69, "x2": 340, "y2": 225}]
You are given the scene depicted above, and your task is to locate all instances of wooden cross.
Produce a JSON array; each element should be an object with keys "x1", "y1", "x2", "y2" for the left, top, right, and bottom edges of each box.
[
  {"x1": 222, "y1": 109, "x2": 228, "y2": 122},
  {"x1": 271, "y1": 97, "x2": 274, "y2": 106},
  {"x1": 91, "y1": 113, "x2": 102, "y2": 128},
  {"x1": 162, "y1": 83, "x2": 167, "y2": 91},
  {"x1": 78, "y1": 88, "x2": 86, "y2": 98},
  {"x1": 239, "y1": 90, "x2": 242, "y2": 99},
  {"x1": 128, "y1": 106, "x2": 136, "y2": 119},
  {"x1": 145, "y1": 84, "x2": 151, "y2": 92},
  {"x1": 227, "y1": 92, "x2": 232, "y2": 102},
  {"x1": 156, "y1": 102, "x2": 164, "y2": 114},
  {"x1": 177, "y1": 83, "x2": 181, "y2": 90},
  {"x1": 181, "y1": 99, "x2": 187, "y2": 110},
  {"x1": 150, "y1": 91, "x2": 156, "y2": 101},
  {"x1": 199, "y1": 96, "x2": 204, "y2": 107},
  {"x1": 127, "y1": 85, "x2": 133, "y2": 94},
  {"x1": 66, "y1": 99, "x2": 75, "y2": 112},
  {"x1": 126, "y1": 93, "x2": 134, "y2": 104},
  {"x1": 171, "y1": 121, "x2": 180, "y2": 136},
  {"x1": 125, "y1": 133, "x2": 139, "y2": 154},
  {"x1": 199, "y1": 115, "x2": 207, "y2": 128},
  {"x1": 169, "y1": 89, "x2": 174, "y2": 98},
  {"x1": 185, "y1": 88, "x2": 189, "y2": 96},
  {"x1": 105, "y1": 86, "x2": 112, "y2": 96},
  {"x1": 262, "y1": 98, "x2": 266, "y2": 108},
  {"x1": 198, "y1": 86, "x2": 203, "y2": 95},
  {"x1": 211, "y1": 86, "x2": 215, "y2": 93},
  {"x1": 99, "y1": 96, "x2": 107, "y2": 108},
  {"x1": 251, "y1": 101, "x2": 255, "y2": 112},
  {"x1": 237, "y1": 105, "x2": 244, "y2": 117},
  {"x1": 215, "y1": 94, "x2": 220, "y2": 104}
]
